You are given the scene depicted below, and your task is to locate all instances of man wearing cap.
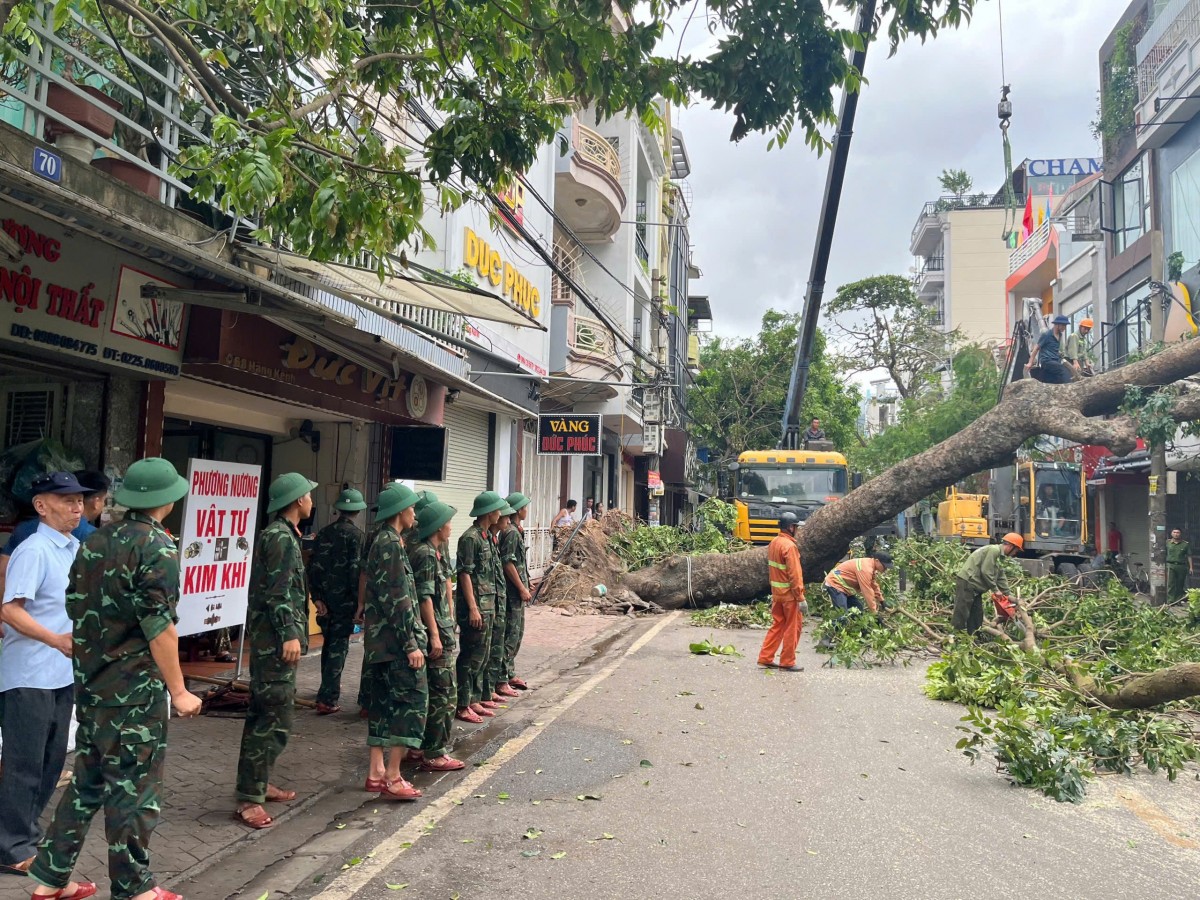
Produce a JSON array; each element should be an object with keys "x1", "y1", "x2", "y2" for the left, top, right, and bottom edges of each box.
[
  {"x1": 362, "y1": 485, "x2": 427, "y2": 800},
  {"x1": 1026, "y1": 315, "x2": 1073, "y2": 384},
  {"x1": 27, "y1": 457, "x2": 200, "y2": 900},
  {"x1": 0, "y1": 472, "x2": 94, "y2": 876},
  {"x1": 500, "y1": 493, "x2": 533, "y2": 693},
  {"x1": 411, "y1": 500, "x2": 464, "y2": 771},
  {"x1": 235, "y1": 472, "x2": 316, "y2": 829},
  {"x1": 483, "y1": 499, "x2": 517, "y2": 704},
  {"x1": 455, "y1": 491, "x2": 507, "y2": 721},
  {"x1": 1063, "y1": 317, "x2": 1096, "y2": 378},
  {"x1": 307, "y1": 488, "x2": 367, "y2": 715}
]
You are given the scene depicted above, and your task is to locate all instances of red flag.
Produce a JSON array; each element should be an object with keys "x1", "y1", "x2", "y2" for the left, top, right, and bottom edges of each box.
[{"x1": 1021, "y1": 190, "x2": 1034, "y2": 239}]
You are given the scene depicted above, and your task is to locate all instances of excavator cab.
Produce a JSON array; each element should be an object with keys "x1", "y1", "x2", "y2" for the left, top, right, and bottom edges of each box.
[{"x1": 936, "y1": 485, "x2": 989, "y2": 543}]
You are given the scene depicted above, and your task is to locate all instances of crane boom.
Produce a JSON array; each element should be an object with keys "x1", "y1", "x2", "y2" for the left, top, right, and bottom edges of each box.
[{"x1": 780, "y1": 0, "x2": 877, "y2": 449}]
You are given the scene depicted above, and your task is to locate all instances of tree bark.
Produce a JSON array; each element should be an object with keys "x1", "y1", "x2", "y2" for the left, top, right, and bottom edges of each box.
[
  {"x1": 620, "y1": 339, "x2": 1200, "y2": 608},
  {"x1": 1087, "y1": 663, "x2": 1200, "y2": 710}
]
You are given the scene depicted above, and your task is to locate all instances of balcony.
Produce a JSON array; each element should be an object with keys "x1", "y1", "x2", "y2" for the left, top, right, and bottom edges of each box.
[
  {"x1": 1, "y1": 5, "x2": 203, "y2": 206},
  {"x1": 1135, "y1": 0, "x2": 1200, "y2": 148},
  {"x1": 554, "y1": 118, "x2": 626, "y2": 242},
  {"x1": 1008, "y1": 220, "x2": 1052, "y2": 274},
  {"x1": 915, "y1": 255, "x2": 944, "y2": 297}
]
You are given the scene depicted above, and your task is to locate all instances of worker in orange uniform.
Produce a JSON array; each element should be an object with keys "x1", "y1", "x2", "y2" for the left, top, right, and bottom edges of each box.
[
  {"x1": 757, "y1": 513, "x2": 805, "y2": 672},
  {"x1": 817, "y1": 552, "x2": 891, "y2": 649}
]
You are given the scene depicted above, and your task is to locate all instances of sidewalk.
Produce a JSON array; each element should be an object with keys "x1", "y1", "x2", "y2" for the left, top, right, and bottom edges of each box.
[{"x1": 0, "y1": 607, "x2": 628, "y2": 900}]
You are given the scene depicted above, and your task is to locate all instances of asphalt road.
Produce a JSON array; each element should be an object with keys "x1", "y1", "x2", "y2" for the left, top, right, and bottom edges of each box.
[{"x1": 295, "y1": 613, "x2": 1200, "y2": 900}]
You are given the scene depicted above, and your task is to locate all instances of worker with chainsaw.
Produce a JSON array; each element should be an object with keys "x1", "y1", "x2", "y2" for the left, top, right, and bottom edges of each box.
[
  {"x1": 757, "y1": 513, "x2": 805, "y2": 672},
  {"x1": 1063, "y1": 317, "x2": 1096, "y2": 378},
  {"x1": 953, "y1": 534, "x2": 1022, "y2": 635},
  {"x1": 817, "y1": 552, "x2": 892, "y2": 649},
  {"x1": 1026, "y1": 315, "x2": 1073, "y2": 384}
]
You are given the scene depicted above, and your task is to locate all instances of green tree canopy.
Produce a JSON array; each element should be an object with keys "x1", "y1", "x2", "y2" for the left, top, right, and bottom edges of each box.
[
  {"x1": 688, "y1": 310, "x2": 861, "y2": 466},
  {"x1": 937, "y1": 168, "x2": 973, "y2": 198},
  {"x1": 850, "y1": 345, "x2": 1000, "y2": 478},
  {"x1": 2, "y1": 0, "x2": 976, "y2": 262}
]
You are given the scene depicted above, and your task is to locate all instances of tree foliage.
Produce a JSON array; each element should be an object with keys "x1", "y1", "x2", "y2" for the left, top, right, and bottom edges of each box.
[
  {"x1": 688, "y1": 310, "x2": 861, "y2": 466},
  {"x1": 937, "y1": 167, "x2": 973, "y2": 199},
  {"x1": 849, "y1": 345, "x2": 1000, "y2": 477},
  {"x1": 826, "y1": 274, "x2": 959, "y2": 398},
  {"x1": 3, "y1": 0, "x2": 977, "y2": 262}
]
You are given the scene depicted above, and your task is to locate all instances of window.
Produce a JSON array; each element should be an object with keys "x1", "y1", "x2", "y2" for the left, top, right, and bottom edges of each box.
[
  {"x1": 1108, "y1": 282, "x2": 1151, "y2": 367},
  {"x1": 1171, "y1": 145, "x2": 1200, "y2": 269},
  {"x1": 3, "y1": 386, "x2": 60, "y2": 447},
  {"x1": 1113, "y1": 158, "x2": 1150, "y2": 254}
]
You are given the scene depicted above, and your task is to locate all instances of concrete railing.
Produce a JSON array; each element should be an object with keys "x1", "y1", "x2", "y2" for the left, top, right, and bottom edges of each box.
[{"x1": 574, "y1": 121, "x2": 621, "y2": 183}]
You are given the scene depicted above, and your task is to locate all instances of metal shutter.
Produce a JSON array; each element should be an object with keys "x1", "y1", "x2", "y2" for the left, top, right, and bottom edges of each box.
[{"x1": 412, "y1": 404, "x2": 491, "y2": 551}]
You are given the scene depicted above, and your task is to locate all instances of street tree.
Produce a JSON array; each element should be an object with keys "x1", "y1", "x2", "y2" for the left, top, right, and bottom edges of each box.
[
  {"x1": 826, "y1": 275, "x2": 959, "y2": 399},
  {"x1": 687, "y1": 311, "x2": 861, "y2": 466},
  {"x1": 1, "y1": 0, "x2": 979, "y2": 262}
]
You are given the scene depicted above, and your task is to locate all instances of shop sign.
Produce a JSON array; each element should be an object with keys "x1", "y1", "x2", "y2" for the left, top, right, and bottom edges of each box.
[
  {"x1": 465, "y1": 319, "x2": 548, "y2": 377},
  {"x1": 463, "y1": 227, "x2": 541, "y2": 318},
  {"x1": 648, "y1": 469, "x2": 664, "y2": 496},
  {"x1": 497, "y1": 182, "x2": 525, "y2": 232},
  {"x1": 175, "y1": 459, "x2": 262, "y2": 636},
  {"x1": 1027, "y1": 158, "x2": 1102, "y2": 177},
  {"x1": 537, "y1": 413, "x2": 601, "y2": 455},
  {"x1": 0, "y1": 212, "x2": 186, "y2": 377}
]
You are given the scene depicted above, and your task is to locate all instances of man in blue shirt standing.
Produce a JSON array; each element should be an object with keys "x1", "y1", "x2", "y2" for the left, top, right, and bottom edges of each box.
[
  {"x1": 1026, "y1": 314, "x2": 1073, "y2": 384},
  {"x1": 0, "y1": 471, "x2": 96, "y2": 875}
]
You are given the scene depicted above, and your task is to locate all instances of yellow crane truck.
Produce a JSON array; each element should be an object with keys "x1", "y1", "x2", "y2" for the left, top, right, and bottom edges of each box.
[{"x1": 726, "y1": 448, "x2": 851, "y2": 545}]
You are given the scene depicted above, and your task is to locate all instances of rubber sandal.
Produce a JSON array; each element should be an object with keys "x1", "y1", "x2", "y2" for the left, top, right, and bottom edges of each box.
[
  {"x1": 455, "y1": 709, "x2": 483, "y2": 724},
  {"x1": 364, "y1": 778, "x2": 387, "y2": 792},
  {"x1": 508, "y1": 678, "x2": 529, "y2": 690},
  {"x1": 379, "y1": 779, "x2": 421, "y2": 801},
  {"x1": 419, "y1": 756, "x2": 466, "y2": 772},
  {"x1": 472, "y1": 706, "x2": 495, "y2": 718},
  {"x1": 150, "y1": 888, "x2": 183, "y2": 900},
  {"x1": 31, "y1": 883, "x2": 98, "y2": 900},
  {"x1": 264, "y1": 786, "x2": 297, "y2": 802},
  {"x1": 234, "y1": 805, "x2": 274, "y2": 829},
  {"x1": 496, "y1": 685, "x2": 520, "y2": 698},
  {"x1": 479, "y1": 700, "x2": 499, "y2": 709},
  {"x1": 315, "y1": 702, "x2": 341, "y2": 715}
]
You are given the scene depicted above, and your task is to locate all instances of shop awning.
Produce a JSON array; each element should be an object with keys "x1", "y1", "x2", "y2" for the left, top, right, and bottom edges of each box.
[{"x1": 236, "y1": 245, "x2": 545, "y2": 331}]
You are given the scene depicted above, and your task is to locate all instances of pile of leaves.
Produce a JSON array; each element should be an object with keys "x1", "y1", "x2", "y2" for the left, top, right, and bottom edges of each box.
[
  {"x1": 689, "y1": 602, "x2": 773, "y2": 629},
  {"x1": 608, "y1": 499, "x2": 747, "y2": 571}
]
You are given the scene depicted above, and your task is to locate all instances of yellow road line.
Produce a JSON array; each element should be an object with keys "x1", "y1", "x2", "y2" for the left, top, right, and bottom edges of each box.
[
  {"x1": 1115, "y1": 786, "x2": 1199, "y2": 850},
  {"x1": 311, "y1": 611, "x2": 681, "y2": 899}
]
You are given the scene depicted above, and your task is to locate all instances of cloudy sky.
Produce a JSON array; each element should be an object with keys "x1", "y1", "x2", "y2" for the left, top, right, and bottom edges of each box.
[{"x1": 674, "y1": 0, "x2": 1130, "y2": 340}]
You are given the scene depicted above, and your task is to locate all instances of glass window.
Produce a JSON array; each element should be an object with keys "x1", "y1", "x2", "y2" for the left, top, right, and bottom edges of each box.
[
  {"x1": 1114, "y1": 158, "x2": 1150, "y2": 254},
  {"x1": 1108, "y1": 282, "x2": 1150, "y2": 367},
  {"x1": 1171, "y1": 145, "x2": 1200, "y2": 269},
  {"x1": 1034, "y1": 468, "x2": 1082, "y2": 540},
  {"x1": 738, "y1": 466, "x2": 848, "y2": 504}
]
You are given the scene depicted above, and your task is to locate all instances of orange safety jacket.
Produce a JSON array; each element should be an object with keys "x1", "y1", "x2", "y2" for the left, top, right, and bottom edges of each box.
[
  {"x1": 768, "y1": 531, "x2": 805, "y2": 603},
  {"x1": 824, "y1": 557, "x2": 884, "y2": 612}
]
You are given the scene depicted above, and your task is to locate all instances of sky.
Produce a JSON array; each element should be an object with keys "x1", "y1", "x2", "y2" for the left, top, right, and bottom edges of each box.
[{"x1": 674, "y1": 0, "x2": 1131, "y2": 341}]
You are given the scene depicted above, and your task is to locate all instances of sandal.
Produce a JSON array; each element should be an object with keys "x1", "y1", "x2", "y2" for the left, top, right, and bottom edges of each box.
[
  {"x1": 496, "y1": 685, "x2": 520, "y2": 698},
  {"x1": 364, "y1": 777, "x2": 387, "y2": 792},
  {"x1": 150, "y1": 888, "x2": 183, "y2": 900},
  {"x1": 455, "y1": 709, "x2": 483, "y2": 724},
  {"x1": 29, "y1": 883, "x2": 98, "y2": 900},
  {"x1": 234, "y1": 805, "x2": 274, "y2": 829},
  {"x1": 379, "y1": 778, "x2": 421, "y2": 801},
  {"x1": 264, "y1": 785, "x2": 297, "y2": 802},
  {"x1": 419, "y1": 756, "x2": 465, "y2": 772},
  {"x1": 508, "y1": 678, "x2": 529, "y2": 690},
  {"x1": 470, "y1": 704, "x2": 495, "y2": 718},
  {"x1": 315, "y1": 702, "x2": 341, "y2": 715}
]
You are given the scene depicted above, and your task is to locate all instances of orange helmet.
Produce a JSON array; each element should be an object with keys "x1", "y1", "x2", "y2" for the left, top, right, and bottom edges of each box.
[
  {"x1": 1002, "y1": 532, "x2": 1024, "y2": 551},
  {"x1": 1079, "y1": 318, "x2": 1094, "y2": 329}
]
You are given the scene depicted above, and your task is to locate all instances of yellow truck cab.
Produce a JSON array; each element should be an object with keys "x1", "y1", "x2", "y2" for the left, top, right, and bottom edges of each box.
[
  {"x1": 936, "y1": 487, "x2": 989, "y2": 543},
  {"x1": 728, "y1": 449, "x2": 850, "y2": 545}
]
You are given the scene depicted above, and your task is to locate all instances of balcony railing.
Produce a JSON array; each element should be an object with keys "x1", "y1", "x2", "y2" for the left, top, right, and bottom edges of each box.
[
  {"x1": 1008, "y1": 220, "x2": 1052, "y2": 273},
  {"x1": 574, "y1": 121, "x2": 622, "y2": 183},
  {"x1": 1137, "y1": 0, "x2": 1200, "y2": 98},
  {"x1": 635, "y1": 229, "x2": 650, "y2": 269},
  {"x1": 921, "y1": 256, "x2": 944, "y2": 273},
  {"x1": 1, "y1": 4, "x2": 205, "y2": 206},
  {"x1": 571, "y1": 313, "x2": 616, "y2": 359},
  {"x1": 911, "y1": 194, "x2": 1022, "y2": 244}
]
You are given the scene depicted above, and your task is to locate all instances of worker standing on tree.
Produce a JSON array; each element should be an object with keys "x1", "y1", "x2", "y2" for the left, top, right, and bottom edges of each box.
[
  {"x1": 1166, "y1": 528, "x2": 1193, "y2": 604},
  {"x1": 953, "y1": 534, "x2": 1022, "y2": 635},
  {"x1": 817, "y1": 552, "x2": 892, "y2": 649},
  {"x1": 1026, "y1": 315, "x2": 1073, "y2": 384},
  {"x1": 1063, "y1": 317, "x2": 1095, "y2": 378},
  {"x1": 757, "y1": 513, "x2": 804, "y2": 672}
]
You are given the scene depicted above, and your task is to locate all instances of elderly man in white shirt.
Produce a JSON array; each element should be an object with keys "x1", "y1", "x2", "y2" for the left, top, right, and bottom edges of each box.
[{"x1": 0, "y1": 471, "x2": 93, "y2": 876}]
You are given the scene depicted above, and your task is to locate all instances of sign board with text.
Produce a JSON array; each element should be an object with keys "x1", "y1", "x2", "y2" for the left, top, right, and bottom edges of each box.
[
  {"x1": 175, "y1": 459, "x2": 262, "y2": 636},
  {"x1": 537, "y1": 414, "x2": 601, "y2": 456}
]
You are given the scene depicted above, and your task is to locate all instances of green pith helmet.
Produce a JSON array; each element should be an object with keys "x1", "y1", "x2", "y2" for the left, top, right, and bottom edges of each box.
[
  {"x1": 334, "y1": 488, "x2": 367, "y2": 512},
  {"x1": 414, "y1": 489, "x2": 439, "y2": 514},
  {"x1": 498, "y1": 502, "x2": 516, "y2": 516},
  {"x1": 113, "y1": 457, "x2": 189, "y2": 510},
  {"x1": 267, "y1": 472, "x2": 318, "y2": 514},
  {"x1": 505, "y1": 491, "x2": 530, "y2": 513},
  {"x1": 375, "y1": 483, "x2": 419, "y2": 523},
  {"x1": 469, "y1": 490, "x2": 507, "y2": 518},
  {"x1": 418, "y1": 501, "x2": 457, "y2": 541}
]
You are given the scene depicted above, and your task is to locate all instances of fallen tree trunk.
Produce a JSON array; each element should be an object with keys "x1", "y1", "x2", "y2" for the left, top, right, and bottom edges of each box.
[
  {"x1": 1087, "y1": 662, "x2": 1200, "y2": 710},
  {"x1": 618, "y1": 340, "x2": 1200, "y2": 608}
]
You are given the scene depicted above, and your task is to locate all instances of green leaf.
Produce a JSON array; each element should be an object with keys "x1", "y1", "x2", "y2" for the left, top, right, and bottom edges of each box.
[
  {"x1": 639, "y1": 759, "x2": 653, "y2": 768},
  {"x1": 550, "y1": 851, "x2": 567, "y2": 859},
  {"x1": 385, "y1": 885, "x2": 408, "y2": 891}
]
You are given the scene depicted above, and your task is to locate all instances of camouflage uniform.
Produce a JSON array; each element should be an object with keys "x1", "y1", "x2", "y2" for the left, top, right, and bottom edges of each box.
[
  {"x1": 307, "y1": 516, "x2": 363, "y2": 706},
  {"x1": 455, "y1": 523, "x2": 497, "y2": 707},
  {"x1": 499, "y1": 523, "x2": 530, "y2": 681},
  {"x1": 28, "y1": 511, "x2": 179, "y2": 900},
  {"x1": 355, "y1": 525, "x2": 388, "y2": 712},
  {"x1": 412, "y1": 539, "x2": 457, "y2": 757},
  {"x1": 363, "y1": 524, "x2": 428, "y2": 748},
  {"x1": 483, "y1": 528, "x2": 509, "y2": 698},
  {"x1": 235, "y1": 516, "x2": 309, "y2": 804}
]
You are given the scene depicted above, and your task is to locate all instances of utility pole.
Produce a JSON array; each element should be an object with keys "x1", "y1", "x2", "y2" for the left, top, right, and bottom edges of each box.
[{"x1": 1148, "y1": 230, "x2": 1168, "y2": 604}]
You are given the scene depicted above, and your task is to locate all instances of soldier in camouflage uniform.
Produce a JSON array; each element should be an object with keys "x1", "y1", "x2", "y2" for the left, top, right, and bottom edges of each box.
[
  {"x1": 354, "y1": 483, "x2": 409, "y2": 716},
  {"x1": 500, "y1": 492, "x2": 534, "y2": 691},
  {"x1": 307, "y1": 488, "x2": 367, "y2": 714},
  {"x1": 403, "y1": 490, "x2": 437, "y2": 554},
  {"x1": 234, "y1": 472, "x2": 316, "y2": 829},
  {"x1": 362, "y1": 484, "x2": 427, "y2": 800},
  {"x1": 28, "y1": 457, "x2": 200, "y2": 900},
  {"x1": 484, "y1": 500, "x2": 519, "y2": 702},
  {"x1": 455, "y1": 491, "x2": 507, "y2": 722},
  {"x1": 410, "y1": 501, "x2": 464, "y2": 771}
]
